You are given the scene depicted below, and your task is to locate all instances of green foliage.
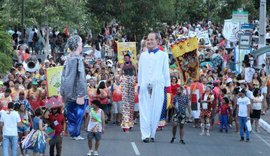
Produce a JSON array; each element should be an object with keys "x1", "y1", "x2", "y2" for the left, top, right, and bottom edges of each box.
[
  {"x1": 0, "y1": 0, "x2": 266, "y2": 40},
  {"x1": 0, "y1": 27, "x2": 14, "y2": 74}
]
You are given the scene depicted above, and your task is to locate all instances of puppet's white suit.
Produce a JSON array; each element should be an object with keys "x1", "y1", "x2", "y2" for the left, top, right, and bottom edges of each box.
[{"x1": 138, "y1": 50, "x2": 170, "y2": 140}]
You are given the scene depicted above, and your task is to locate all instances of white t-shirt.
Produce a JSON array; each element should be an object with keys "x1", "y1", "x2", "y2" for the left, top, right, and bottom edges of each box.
[
  {"x1": 252, "y1": 95, "x2": 263, "y2": 110},
  {"x1": 237, "y1": 96, "x2": 251, "y2": 117},
  {"x1": 244, "y1": 67, "x2": 255, "y2": 83},
  {"x1": 94, "y1": 50, "x2": 101, "y2": 60},
  {"x1": 87, "y1": 108, "x2": 103, "y2": 132},
  {"x1": 0, "y1": 110, "x2": 21, "y2": 136},
  {"x1": 246, "y1": 90, "x2": 254, "y2": 100}
]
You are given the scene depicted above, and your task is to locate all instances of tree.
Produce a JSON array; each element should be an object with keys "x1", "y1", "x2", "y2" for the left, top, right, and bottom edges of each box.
[{"x1": 0, "y1": 0, "x2": 15, "y2": 74}]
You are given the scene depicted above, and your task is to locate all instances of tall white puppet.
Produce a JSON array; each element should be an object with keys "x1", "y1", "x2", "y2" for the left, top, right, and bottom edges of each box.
[{"x1": 138, "y1": 32, "x2": 171, "y2": 143}]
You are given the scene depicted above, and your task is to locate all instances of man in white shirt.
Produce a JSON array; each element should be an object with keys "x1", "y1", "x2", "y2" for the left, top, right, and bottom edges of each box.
[
  {"x1": 91, "y1": 45, "x2": 101, "y2": 60},
  {"x1": 0, "y1": 102, "x2": 22, "y2": 156},
  {"x1": 244, "y1": 63, "x2": 255, "y2": 83},
  {"x1": 236, "y1": 89, "x2": 251, "y2": 142},
  {"x1": 138, "y1": 32, "x2": 171, "y2": 143}
]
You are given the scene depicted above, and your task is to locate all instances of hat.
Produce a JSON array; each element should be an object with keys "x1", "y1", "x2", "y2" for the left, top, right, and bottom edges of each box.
[
  {"x1": 226, "y1": 78, "x2": 233, "y2": 84},
  {"x1": 44, "y1": 60, "x2": 50, "y2": 63},
  {"x1": 238, "y1": 80, "x2": 246, "y2": 84},
  {"x1": 32, "y1": 80, "x2": 38, "y2": 85},
  {"x1": 106, "y1": 59, "x2": 113, "y2": 67}
]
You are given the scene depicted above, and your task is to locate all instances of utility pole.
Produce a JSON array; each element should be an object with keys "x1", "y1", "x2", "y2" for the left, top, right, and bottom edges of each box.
[
  {"x1": 21, "y1": 0, "x2": 24, "y2": 43},
  {"x1": 258, "y1": 0, "x2": 267, "y2": 66},
  {"x1": 259, "y1": 0, "x2": 266, "y2": 47}
]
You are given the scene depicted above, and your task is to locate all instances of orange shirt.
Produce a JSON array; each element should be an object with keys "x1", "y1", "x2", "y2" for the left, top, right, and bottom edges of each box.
[{"x1": 112, "y1": 84, "x2": 122, "y2": 102}]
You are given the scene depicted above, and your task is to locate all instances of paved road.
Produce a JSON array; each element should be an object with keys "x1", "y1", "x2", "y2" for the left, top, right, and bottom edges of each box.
[{"x1": 1, "y1": 123, "x2": 270, "y2": 156}]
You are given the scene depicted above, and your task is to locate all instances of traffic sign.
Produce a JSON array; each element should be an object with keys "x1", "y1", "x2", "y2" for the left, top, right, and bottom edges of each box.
[{"x1": 232, "y1": 11, "x2": 248, "y2": 23}]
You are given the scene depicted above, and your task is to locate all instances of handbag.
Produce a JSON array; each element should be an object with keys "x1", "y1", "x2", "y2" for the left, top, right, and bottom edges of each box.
[{"x1": 246, "y1": 119, "x2": 252, "y2": 132}]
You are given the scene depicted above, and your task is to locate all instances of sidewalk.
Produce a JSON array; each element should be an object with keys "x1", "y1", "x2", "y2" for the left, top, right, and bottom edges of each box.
[{"x1": 259, "y1": 110, "x2": 270, "y2": 133}]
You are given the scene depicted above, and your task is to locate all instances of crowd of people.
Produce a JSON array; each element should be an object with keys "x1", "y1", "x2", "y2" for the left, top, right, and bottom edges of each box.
[{"x1": 0, "y1": 19, "x2": 270, "y2": 156}]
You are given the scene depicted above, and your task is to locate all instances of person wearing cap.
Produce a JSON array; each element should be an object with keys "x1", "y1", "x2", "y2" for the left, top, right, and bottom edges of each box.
[
  {"x1": 60, "y1": 35, "x2": 87, "y2": 141},
  {"x1": 138, "y1": 32, "x2": 171, "y2": 143},
  {"x1": 236, "y1": 88, "x2": 251, "y2": 142}
]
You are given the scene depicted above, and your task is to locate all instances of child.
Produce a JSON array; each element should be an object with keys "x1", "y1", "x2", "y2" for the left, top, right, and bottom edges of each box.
[
  {"x1": 22, "y1": 108, "x2": 47, "y2": 156},
  {"x1": 86, "y1": 100, "x2": 105, "y2": 156},
  {"x1": 217, "y1": 97, "x2": 231, "y2": 132}
]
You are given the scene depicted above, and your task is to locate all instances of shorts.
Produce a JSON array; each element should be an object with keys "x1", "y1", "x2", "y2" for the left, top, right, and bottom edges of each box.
[
  {"x1": 173, "y1": 113, "x2": 186, "y2": 125},
  {"x1": 112, "y1": 101, "x2": 122, "y2": 114},
  {"x1": 18, "y1": 125, "x2": 30, "y2": 133},
  {"x1": 261, "y1": 87, "x2": 267, "y2": 94},
  {"x1": 251, "y1": 110, "x2": 261, "y2": 119},
  {"x1": 99, "y1": 104, "x2": 108, "y2": 114},
  {"x1": 87, "y1": 132, "x2": 102, "y2": 141}
]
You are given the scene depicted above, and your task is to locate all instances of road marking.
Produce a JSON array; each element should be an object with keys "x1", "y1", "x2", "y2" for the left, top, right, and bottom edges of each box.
[
  {"x1": 254, "y1": 132, "x2": 270, "y2": 147},
  {"x1": 131, "y1": 142, "x2": 140, "y2": 155}
]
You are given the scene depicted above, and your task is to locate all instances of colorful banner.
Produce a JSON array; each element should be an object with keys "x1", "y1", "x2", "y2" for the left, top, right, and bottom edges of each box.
[
  {"x1": 171, "y1": 37, "x2": 199, "y2": 82},
  {"x1": 117, "y1": 42, "x2": 137, "y2": 64},
  {"x1": 46, "y1": 66, "x2": 63, "y2": 97}
]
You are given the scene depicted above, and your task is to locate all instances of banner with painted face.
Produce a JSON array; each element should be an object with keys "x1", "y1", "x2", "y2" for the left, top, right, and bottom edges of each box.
[{"x1": 171, "y1": 37, "x2": 199, "y2": 82}]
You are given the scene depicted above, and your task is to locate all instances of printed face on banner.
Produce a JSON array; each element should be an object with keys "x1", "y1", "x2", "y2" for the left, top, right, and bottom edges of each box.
[
  {"x1": 171, "y1": 37, "x2": 199, "y2": 83},
  {"x1": 175, "y1": 50, "x2": 199, "y2": 82}
]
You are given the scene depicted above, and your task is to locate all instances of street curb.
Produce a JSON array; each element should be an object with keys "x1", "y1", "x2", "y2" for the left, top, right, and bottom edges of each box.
[{"x1": 259, "y1": 119, "x2": 270, "y2": 134}]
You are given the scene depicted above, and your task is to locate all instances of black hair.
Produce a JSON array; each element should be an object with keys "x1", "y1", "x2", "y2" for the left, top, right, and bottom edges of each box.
[
  {"x1": 223, "y1": 97, "x2": 230, "y2": 104},
  {"x1": 171, "y1": 76, "x2": 178, "y2": 83},
  {"x1": 233, "y1": 87, "x2": 240, "y2": 95},
  {"x1": 8, "y1": 102, "x2": 14, "y2": 109},
  {"x1": 25, "y1": 48, "x2": 30, "y2": 54},
  {"x1": 221, "y1": 88, "x2": 227, "y2": 95},
  {"x1": 92, "y1": 100, "x2": 101, "y2": 106},
  {"x1": 5, "y1": 88, "x2": 11, "y2": 93},
  {"x1": 253, "y1": 88, "x2": 261, "y2": 97},
  {"x1": 124, "y1": 54, "x2": 130, "y2": 58},
  {"x1": 35, "y1": 108, "x2": 42, "y2": 116},
  {"x1": 97, "y1": 81, "x2": 106, "y2": 94}
]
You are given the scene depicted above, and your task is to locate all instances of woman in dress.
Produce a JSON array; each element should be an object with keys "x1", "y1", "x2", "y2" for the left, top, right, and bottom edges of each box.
[
  {"x1": 251, "y1": 88, "x2": 263, "y2": 132},
  {"x1": 22, "y1": 108, "x2": 47, "y2": 156}
]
